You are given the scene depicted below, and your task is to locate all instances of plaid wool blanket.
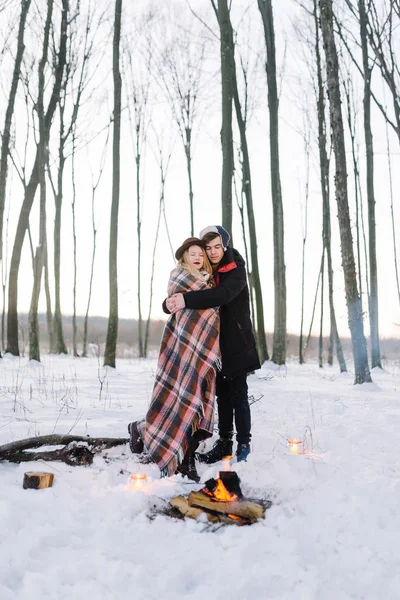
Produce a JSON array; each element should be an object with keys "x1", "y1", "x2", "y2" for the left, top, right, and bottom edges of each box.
[{"x1": 137, "y1": 267, "x2": 220, "y2": 476}]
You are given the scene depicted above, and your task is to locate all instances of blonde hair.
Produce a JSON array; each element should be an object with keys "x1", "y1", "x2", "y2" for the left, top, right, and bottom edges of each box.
[{"x1": 177, "y1": 246, "x2": 212, "y2": 278}]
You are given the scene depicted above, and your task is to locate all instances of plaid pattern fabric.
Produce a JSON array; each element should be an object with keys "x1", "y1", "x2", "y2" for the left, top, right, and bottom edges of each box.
[{"x1": 137, "y1": 267, "x2": 220, "y2": 476}]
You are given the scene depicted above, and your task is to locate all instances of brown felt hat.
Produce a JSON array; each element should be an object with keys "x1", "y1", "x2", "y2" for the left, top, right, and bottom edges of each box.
[{"x1": 175, "y1": 237, "x2": 207, "y2": 261}]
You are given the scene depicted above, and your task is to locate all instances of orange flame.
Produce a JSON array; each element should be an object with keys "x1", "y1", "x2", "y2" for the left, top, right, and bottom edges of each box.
[{"x1": 212, "y1": 478, "x2": 238, "y2": 502}]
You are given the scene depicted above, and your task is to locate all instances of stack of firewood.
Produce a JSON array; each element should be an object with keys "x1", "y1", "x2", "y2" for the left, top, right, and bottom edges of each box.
[{"x1": 170, "y1": 471, "x2": 270, "y2": 526}]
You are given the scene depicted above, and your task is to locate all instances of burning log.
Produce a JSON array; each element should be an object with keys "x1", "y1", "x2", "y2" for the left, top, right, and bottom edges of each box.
[
  {"x1": 188, "y1": 491, "x2": 264, "y2": 521},
  {"x1": 169, "y1": 496, "x2": 233, "y2": 524},
  {"x1": 205, "y1": 471, "x2": 243, "y2": 499},
  {"x1": 169, "y1": 470, "x2": 266, "y2": 525}
]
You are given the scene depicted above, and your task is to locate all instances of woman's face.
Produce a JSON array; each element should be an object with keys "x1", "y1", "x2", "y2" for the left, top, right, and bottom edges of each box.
[{"x1": 186, "y1": 245, "x2": 204, "y2": 270}]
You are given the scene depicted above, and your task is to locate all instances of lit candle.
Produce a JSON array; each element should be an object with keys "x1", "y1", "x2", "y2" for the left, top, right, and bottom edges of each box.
[
  {"x1": 288, "y1": 439, "x2": 302, "y2": 454},
  {"x1": 129, "y1": 473, "x2": 147, "y2": 489}
]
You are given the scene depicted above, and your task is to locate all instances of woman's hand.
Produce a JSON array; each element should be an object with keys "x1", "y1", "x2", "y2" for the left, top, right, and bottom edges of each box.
[{"x1": 166, "y1": 293, "x2": 185, "y2": 313}]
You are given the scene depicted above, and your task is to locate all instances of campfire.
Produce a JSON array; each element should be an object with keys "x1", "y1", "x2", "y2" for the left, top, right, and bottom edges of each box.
[{"x1": 170, "y1": 470, "x2": 269, "y2": 525}]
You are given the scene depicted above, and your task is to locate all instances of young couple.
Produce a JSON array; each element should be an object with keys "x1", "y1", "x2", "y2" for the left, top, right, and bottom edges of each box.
[{"x1": 128, "y1": 225, "x2": 260, "y2": 482}]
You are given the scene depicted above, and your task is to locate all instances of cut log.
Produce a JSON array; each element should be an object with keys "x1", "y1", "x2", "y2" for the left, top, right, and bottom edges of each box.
[
  {"x1": 188, "y1": 491, "x2": 265, "y2": 520},
  {"x1": 23, "y1": 472, "x2": 54, "y2": 490},
  {"x1": 169, "y1": 495, "x2": 237, "y2": 524},
  {"x1": 170, "y1": 496, "x2": 204, "y2": 520}
]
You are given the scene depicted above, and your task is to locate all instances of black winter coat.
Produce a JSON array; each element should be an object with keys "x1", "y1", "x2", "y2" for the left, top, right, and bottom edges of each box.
[{"x1": 182, "y1": 247, "x2": 261, "y2": 379}]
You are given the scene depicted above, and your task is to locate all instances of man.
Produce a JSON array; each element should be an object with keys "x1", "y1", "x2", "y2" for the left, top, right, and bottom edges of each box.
[{"x1": 166, "y1": 225, "x2": 261, "y2": 462}]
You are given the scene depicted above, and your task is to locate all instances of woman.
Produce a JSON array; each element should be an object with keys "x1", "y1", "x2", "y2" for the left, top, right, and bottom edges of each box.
[{"x1": 128, "y1": 237, "x2": 220, "y2": 482}]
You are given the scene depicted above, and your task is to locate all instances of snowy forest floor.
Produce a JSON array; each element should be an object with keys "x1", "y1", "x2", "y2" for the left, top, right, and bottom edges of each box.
[{"x1": 1, "y1": 353, "x2": 399, "y2": 600}]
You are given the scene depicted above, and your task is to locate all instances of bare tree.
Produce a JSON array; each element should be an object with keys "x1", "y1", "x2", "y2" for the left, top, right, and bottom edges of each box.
[
  {"x1": 47, "y1": 3, "x2": 98, "y2": 355},
  {"x1": 71, "y1": 126, "x2": 78, "y2": 357},
  {"x1": 104, "y1": 0, "x2": 122, "y2": 368},
  {"x1": 0, "y1": 0, "x2": 32, "y2": 282},
  {"x1": 1, "y1": 190, "x2": 11, "y2": 354},
  {"x1": 311, "y1": 0, "x2": 346, "y2": 371},
  {"x1": 82, "y1": 124, "x2": 111, "y2": 358},
  {"x1": 319, "y1": 0, "x2": 371, "y2": 384},
  {"x1": 257, "y1": 0, "x2": 287, "y2": 364},
  {"x1": 153, "y1": 7, "x2": 208, "y2": 236},
  {"x1": 358, "y1": 0, "x2": 381, "y2": 368},
  {"x1": 383, "y1": 96, "x2": 400, "y2": 308},
  {"x1": 299, "y1": 118, "x2": 310, "y2": 365},
  {"x1": 124, "y1": 33, "x2": 151, "y2": 358},
  {"x1": 338, "y1": 0, "x2": 400, "y2": 317},
  {"x1": 29, "y1": 0, "x2": 55, "y2": 361},
  {"x1": 6, "y1": 0, "x2": 68, "y2": 356},
  {"x1": 144, "y1": 125, "x2": 174, "y2": 357},
  {"x1": 224, "y1": 5, "x2": 269, "y2": 363}
]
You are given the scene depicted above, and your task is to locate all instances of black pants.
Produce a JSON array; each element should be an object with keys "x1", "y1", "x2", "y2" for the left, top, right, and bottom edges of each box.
[{"x1": 216, "y1": 373, "x2": 251, "y2": 445}]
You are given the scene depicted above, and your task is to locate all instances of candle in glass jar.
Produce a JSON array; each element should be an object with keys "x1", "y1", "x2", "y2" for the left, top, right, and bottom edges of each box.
[
  {"x1": 130, "y1": 473, "x2": 147, "y2": 489},
  {"x1": 288, "y1": 439, "x2": 302, "y2": 454}
]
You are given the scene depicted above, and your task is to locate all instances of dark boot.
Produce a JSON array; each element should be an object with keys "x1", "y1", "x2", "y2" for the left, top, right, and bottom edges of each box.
[
  {"x1": 176, "y1": 439, "x2": 200, "y2": 483},
  {"x1": 236, "y1": 442, "x2": 250, "y2": 462},
  {"x1": 128, "y1": 421, "x2": 144, "y2": 454},
  {"x1": 196, "y1": 438, "x2": 233, "y2": 464}
]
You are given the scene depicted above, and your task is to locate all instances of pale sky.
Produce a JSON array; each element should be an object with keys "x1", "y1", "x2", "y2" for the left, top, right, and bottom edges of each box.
[{"x1": 1, "y1": 0, "x2": 400, "y2": 342}]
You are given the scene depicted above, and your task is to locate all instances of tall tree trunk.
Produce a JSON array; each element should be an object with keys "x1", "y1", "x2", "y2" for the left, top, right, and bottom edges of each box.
[
  {"x1": 384, "y1": 106, "x2": 400, "y2": 308},
  {"x1": 104, "y1": 0, "x2": 122, "y2": 368},
  {"x1": 29, "y1": 0, "x2": 54, "y2": 362},
  {"x1": 319, "y1": 252, "x2": 325, "y2": 368},
  {"x1": 136, "y1": 121, "x2": 143, "y2": 358},
  {"x1": 359, "y1": 0, "x2": 381, "y2": 368},
  {"x1": 313, "y1": 0, "x2": 346, "y2": 371},
  {"x1": 71, "y1": 129, "x2": 78, "y2": 357},
  {"x1": 82, "y1": 191, "x2": 97, "y2": 358},
  {"x1": 234, "y1": 170, "x2": 256, "y2": 334},
  {"x1": 234, "y1": 96, "x2": 269, "y2": 364},
  {"x1": 144, "y1": 169, "x2": 164, "y2": 357},
  {"x1": 82, "y1": 126, "x2": 109, "y2": 357},
  {"x1": 6, "y1": 0, "x2": 68, "y2": 356},
  {"x1": 319, "y1": 0, "x2": 371, "y2": 384},
  {"x1": 44, "y1": 251, "x2": 54, "y2": 352},
  {"x1": 184, "y1": 126, "x2": 194, "y2": 236},
  {"x1": 220, "y1": 3, "x2": 268, "y2": 363},
  {"x1": 257, "y1": 0, "x2": 286, "y2": 364},
  {"x1": 299, "y1": 133, "x2": 310, "y2": 365},
  {"x1": 53, "y1": 110, "x2": 67, "y2": 354},
  {"x1": 0, "y1": 0, "x2": 32, "y2": 265},
  {"x1": 216, "y1": 0, "x2": 234, "y2": 235}
]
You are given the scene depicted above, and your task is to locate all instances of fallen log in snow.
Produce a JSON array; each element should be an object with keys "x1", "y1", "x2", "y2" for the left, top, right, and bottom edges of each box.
[{"x1": 0, "y1": 434, "x2": 129, "y2": 466}]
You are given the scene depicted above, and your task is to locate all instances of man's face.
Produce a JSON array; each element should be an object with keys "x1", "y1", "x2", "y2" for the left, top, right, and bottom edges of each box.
[{"x1": 205, "y1": 236, "x2": 224, "y2": 264}]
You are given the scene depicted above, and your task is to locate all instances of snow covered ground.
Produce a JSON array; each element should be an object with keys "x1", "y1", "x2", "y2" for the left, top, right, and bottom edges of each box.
[{"x1": 1, "y1": 352, "x2": 400, "y2": 600}]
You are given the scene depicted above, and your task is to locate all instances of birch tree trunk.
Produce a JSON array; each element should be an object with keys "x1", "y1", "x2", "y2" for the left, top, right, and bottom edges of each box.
[
  {"x1": 319, "y1": 0, "x2": 371, "y2": 384},
  {"x1": 104, "y1": 0, "x2": 122, "y2": 368}
]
